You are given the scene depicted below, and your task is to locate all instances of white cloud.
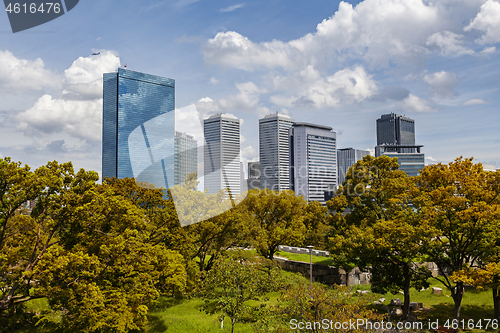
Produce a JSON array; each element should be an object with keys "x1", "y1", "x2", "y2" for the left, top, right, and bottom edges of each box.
[
  {"x1": 481, "y1": 46, "x2": 496, "y2": 53},
  {"x1": 197, "y1": 82, "x2": 271, "y2": 118},
  {"x1": 423, "y1": 71, "x2": 459, "y2": 97},
  {"x1": 465, "y1": 0, "x2": 500, "y2": 44},
  {"x1": 17, "y1": 51, "x2": 121, "y2": 144},
  {"x1": 62, "y1": 50, "x2": 121, "y2": 100},
  {"x1": 0, "y1": 50, "x2": 60, "y2": 92},
  {"x1": 400, "y1": 94, "x2": 436, "y2": 112},
  {"x1": 270, "y1": 65, "x2": 378, "y2": 108},
  {"x1": 18, "y1": 95, "x2": 103, "y2": 143},
  {"x1": 209, "y1": 77, "x2": 219, "y2": 85},
  {"x1": 204, "y1": 0, "x2": 449, "y2": 71},
  {"x1": 463, "y1": 98, "x2": 489, "y2": 105},
  {"x1": 220, "y1": 3, "x2": 245, "y2": 12},
  {"x1": 426, "y1": 31, "x2": 474, "y2": 57}
]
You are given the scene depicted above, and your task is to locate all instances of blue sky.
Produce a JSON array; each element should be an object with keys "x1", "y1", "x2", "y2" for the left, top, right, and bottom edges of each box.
[{"x1": 0, "y1": 0, "x2": 499, "y2": 177}]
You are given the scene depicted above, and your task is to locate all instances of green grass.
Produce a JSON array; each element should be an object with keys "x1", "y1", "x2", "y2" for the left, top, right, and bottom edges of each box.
[{"x1": 275, "y1": 250, "x2": 336, "y2": 266}]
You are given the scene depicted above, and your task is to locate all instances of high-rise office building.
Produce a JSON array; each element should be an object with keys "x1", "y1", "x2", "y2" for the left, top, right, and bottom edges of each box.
[
  {"x1": 203, "y1": 114, "x2": 241, "y2": 196},
  {"x1": 102, "y1": 68, "x2": 175, "y2": 189},
  {"x1": 375, "y1": 113, "x2": 424, "y2": 177},
  {"x1": 259, "y1": 114, "x2": 295, "y2": 192},
  {"x1": 337, "y1": 148, "x2": 370, "y2": 184},
  {"x1": 247, "y1": 161, "x2": 260, "y2": 190},
  {"x1": 174, "y1": 131, "x2": 197, "y2": 185},
  {"x1": 289, "y1": 122, "x2": 337, "y2": 204},
  {"x1": 376, "y1": 112, "x2": 417, "y2": 153}
]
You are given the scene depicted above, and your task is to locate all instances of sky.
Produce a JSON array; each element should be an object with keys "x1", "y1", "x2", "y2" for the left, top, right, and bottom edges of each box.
[{"x1": 1, "y1": 0, "x2": 499, "y2": 179}]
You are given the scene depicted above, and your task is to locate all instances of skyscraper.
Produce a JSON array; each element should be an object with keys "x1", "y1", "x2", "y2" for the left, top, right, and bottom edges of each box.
[
  {"x1": 376, "y1": 112, "x2": 416, "y2": 153},
  {"x1": 174, "y1": 131, "x2": 197, "y2": 185},
  {"x1": 337, "y1": 148, "x2": 370, "y2": 184},
  {"x1": 289, "y1": 122, "x2": 337, "y2": 204},
  {"x1": 102, "y1": 68, "x2": 175, "y2": 189},
  {"x1": 375, "y1": 113, "x2": 424, "y2": 177},
  {"x1": 259, "y1": 113, "x2": 295, "y2": 192},
  {"x1": 203, "y1": 114, "x2": 241, "y2": 196}
]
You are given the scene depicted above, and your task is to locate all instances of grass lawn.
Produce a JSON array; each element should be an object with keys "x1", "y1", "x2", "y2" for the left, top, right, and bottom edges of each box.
[{"x1": 274, "y1": 250, "x2": 336, "y2": 266}]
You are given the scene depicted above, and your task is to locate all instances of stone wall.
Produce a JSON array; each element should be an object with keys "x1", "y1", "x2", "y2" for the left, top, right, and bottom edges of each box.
[
  {"x1": 275, "y1": 258, "x2": 371, "y2": 285},
  {"x1": 278, "y1": 245, "x2": 330, "y2": 257}
]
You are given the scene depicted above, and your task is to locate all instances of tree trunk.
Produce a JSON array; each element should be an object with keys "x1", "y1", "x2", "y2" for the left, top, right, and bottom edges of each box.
[
  {"x1": 231, "y1": 317, "x2": 236, "y2": 333},
  {"x1": 402, "y1": 265, "x2": 411, "y2": 320},
  {"x1": 451, "y1": 283, "x2": 464, "y2": 319},
  {"x1": 493, "y1": 287, "x2": 500, "y2": 321}
]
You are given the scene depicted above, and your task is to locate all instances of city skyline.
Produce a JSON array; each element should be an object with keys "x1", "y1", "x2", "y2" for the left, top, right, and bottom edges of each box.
[{"x1": 0, "y1": 0, "x2": 499, "y2": 176}]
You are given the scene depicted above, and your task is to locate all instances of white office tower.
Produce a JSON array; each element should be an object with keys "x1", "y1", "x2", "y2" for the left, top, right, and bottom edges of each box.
[
  {"x1": 259, "y1": 114, "x2": 295, "y2": 192},
  {"x1": 204, "y1": 114, "x2": 241, "y2": 196},
  {"x1": 289, "y1": 123, "x2": 337, "y2": 204}
]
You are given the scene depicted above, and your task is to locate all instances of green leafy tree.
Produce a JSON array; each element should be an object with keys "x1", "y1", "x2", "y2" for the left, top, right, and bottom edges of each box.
[
  {"x1": 414, "y1": 158, "x2": 500, "y2": 318},
  {"x1": 243, "y1": 189, "x2": 307, "y2": 259},
  {"x1": 303, "y1": 201, "x2": 329, "y2": 250},
  {"x1": 200, "y1": 252, "x2": 280, "y2": 333},
  {"x1": 328, "y1": 155, "x2": 432, "y2": 319},
  {"x1": 255, "y1": 276, "x2": 378, "y2": 333},
  {"x1": 0, "y1": 158, "x2": 186, "y2": 332}
]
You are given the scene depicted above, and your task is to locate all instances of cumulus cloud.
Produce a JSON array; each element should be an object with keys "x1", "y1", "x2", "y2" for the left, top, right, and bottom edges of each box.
[
  {"x1": 209, "y1": 77, "x2": 219, "y2": 85},
  {"x1": 62, "y1": 51, "x2": 121, "y2": 100},
  {"x1": 0, "y1": 50, "x2": 60, "y2": 92},
  {"x1": 463, "y1": 98, "x2": 489, "y2": 105},
  {"x1": 17, "y1": 51, "x2": 121, "y2": 144},
  {"x1": 270, "y1": 66, "x2": 378, "y2": 108},
  {"x1": 426, "y1": 31, "x2": 474, "y2": 57},
  {"x1": 400, "y1": 94, "x2": 436, "y2": 112},
  {"x1": 204, "y1": 0, "x2": 453, "y2": 71},
  {"x1": 423, "y1": 71, "x2": 459, "y2": 97},
  {"x1": 465, "y1": 0, "x2": 500, "y2": 44},
  {"x1": 18, "y1": 95, "x2": 103, "y2": 143},
  {"x1": 197, "y1": 82, "x2": 271, "y2": 118}
]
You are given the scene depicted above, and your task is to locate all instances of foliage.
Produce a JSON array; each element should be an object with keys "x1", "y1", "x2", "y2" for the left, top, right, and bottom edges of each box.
[
  {"x1": 255, "y1": 276, "x2": 379, "y2": 333},
  {"x1": 302, "y1": 201, "x2": 329, "y2": 250},
  {"x1": 0, "y1": 158, "x2": 186, "y2": 332},
  {"x1": 200, "y1": 252, "x2": 281, "y2": 333},
  {"x1": 243, "y1": 189, "x2": 307, "y2": 259},
  {"x1": 328, "y1": 155, "x2": 432, "y2": 319},
  {"x1": 414, "y1": 157, "x2": 500, "y2": 318}
]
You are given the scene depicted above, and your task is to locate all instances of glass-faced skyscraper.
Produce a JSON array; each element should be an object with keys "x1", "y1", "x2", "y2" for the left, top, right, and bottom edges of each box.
[
  {"x1": 102, "y1": 68, "x2": 175, "y2": 189},
  {"x1": 174, "y1": 131, "x2": 197, "y2": 185},
  {"x1": 259, "y1": 113, "x2": 295, "y2": 192}
]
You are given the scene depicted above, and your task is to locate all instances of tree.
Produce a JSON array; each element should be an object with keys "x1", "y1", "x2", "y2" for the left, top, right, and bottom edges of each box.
[
  {"x1": 328, "y1": 155, "x2": 432, "y2": 319},
  {"x1": 256, "y1": 276, "x2": 378, "y2": 333},
  {"x1": 414, "y1": 158, "x2": 500, "y2": 319},
  {"x1": 303, "y1": 201, "x2": 329, "y2": 250},
  {"x1": 200, "y1": 252, "x2": 280, "y2": 333},
  {"x1": 0, "y1": 158, "x2": 186, "y2": 332},
  {"x1": 243, "y1": 189, "x2": 307, "y2": 259}
]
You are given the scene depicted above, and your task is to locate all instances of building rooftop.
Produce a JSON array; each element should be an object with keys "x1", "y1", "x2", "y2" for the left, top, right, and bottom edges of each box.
[{"x1": 292, "y1": 122, "x2": 333, "y2": 131}]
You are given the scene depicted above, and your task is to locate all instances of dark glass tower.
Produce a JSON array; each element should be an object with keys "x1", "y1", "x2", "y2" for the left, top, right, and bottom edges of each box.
[
  {"x1": 376, "y1": 113, "x2": 416, "y2": 153},
  {"x1": 102, "y1": 68, "x2": 175, "y2": 189}
]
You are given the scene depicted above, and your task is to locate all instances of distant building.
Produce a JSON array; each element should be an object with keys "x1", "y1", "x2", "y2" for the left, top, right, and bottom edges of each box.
[
  {"x1": 203, "y1": 114, "x2": 241, "y2": 196},
  {"x1": 247, "y1": 161, "x2": 261, "y2": 190},
  {"x1": 174, "y1": 131, "x2": 197, "y2": 185},
  {"x1": 102, "y1": 68, "x2": 175, "y2": 189},
  {"x1": 337, "y1": 148, "x2": 370, "y2": 185},
  {"x1": 289, "y1": 122, "x2": 337, "y2": 204},
  {"x1": 259, "y1": 114, "x2": 295, "y2": 192},
  {"x1": 375, "y1": 113, "x2": 424, "y2": 177},
  {"x1": 377, "y1": 113, "x2": 416, "y2": 153}
]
